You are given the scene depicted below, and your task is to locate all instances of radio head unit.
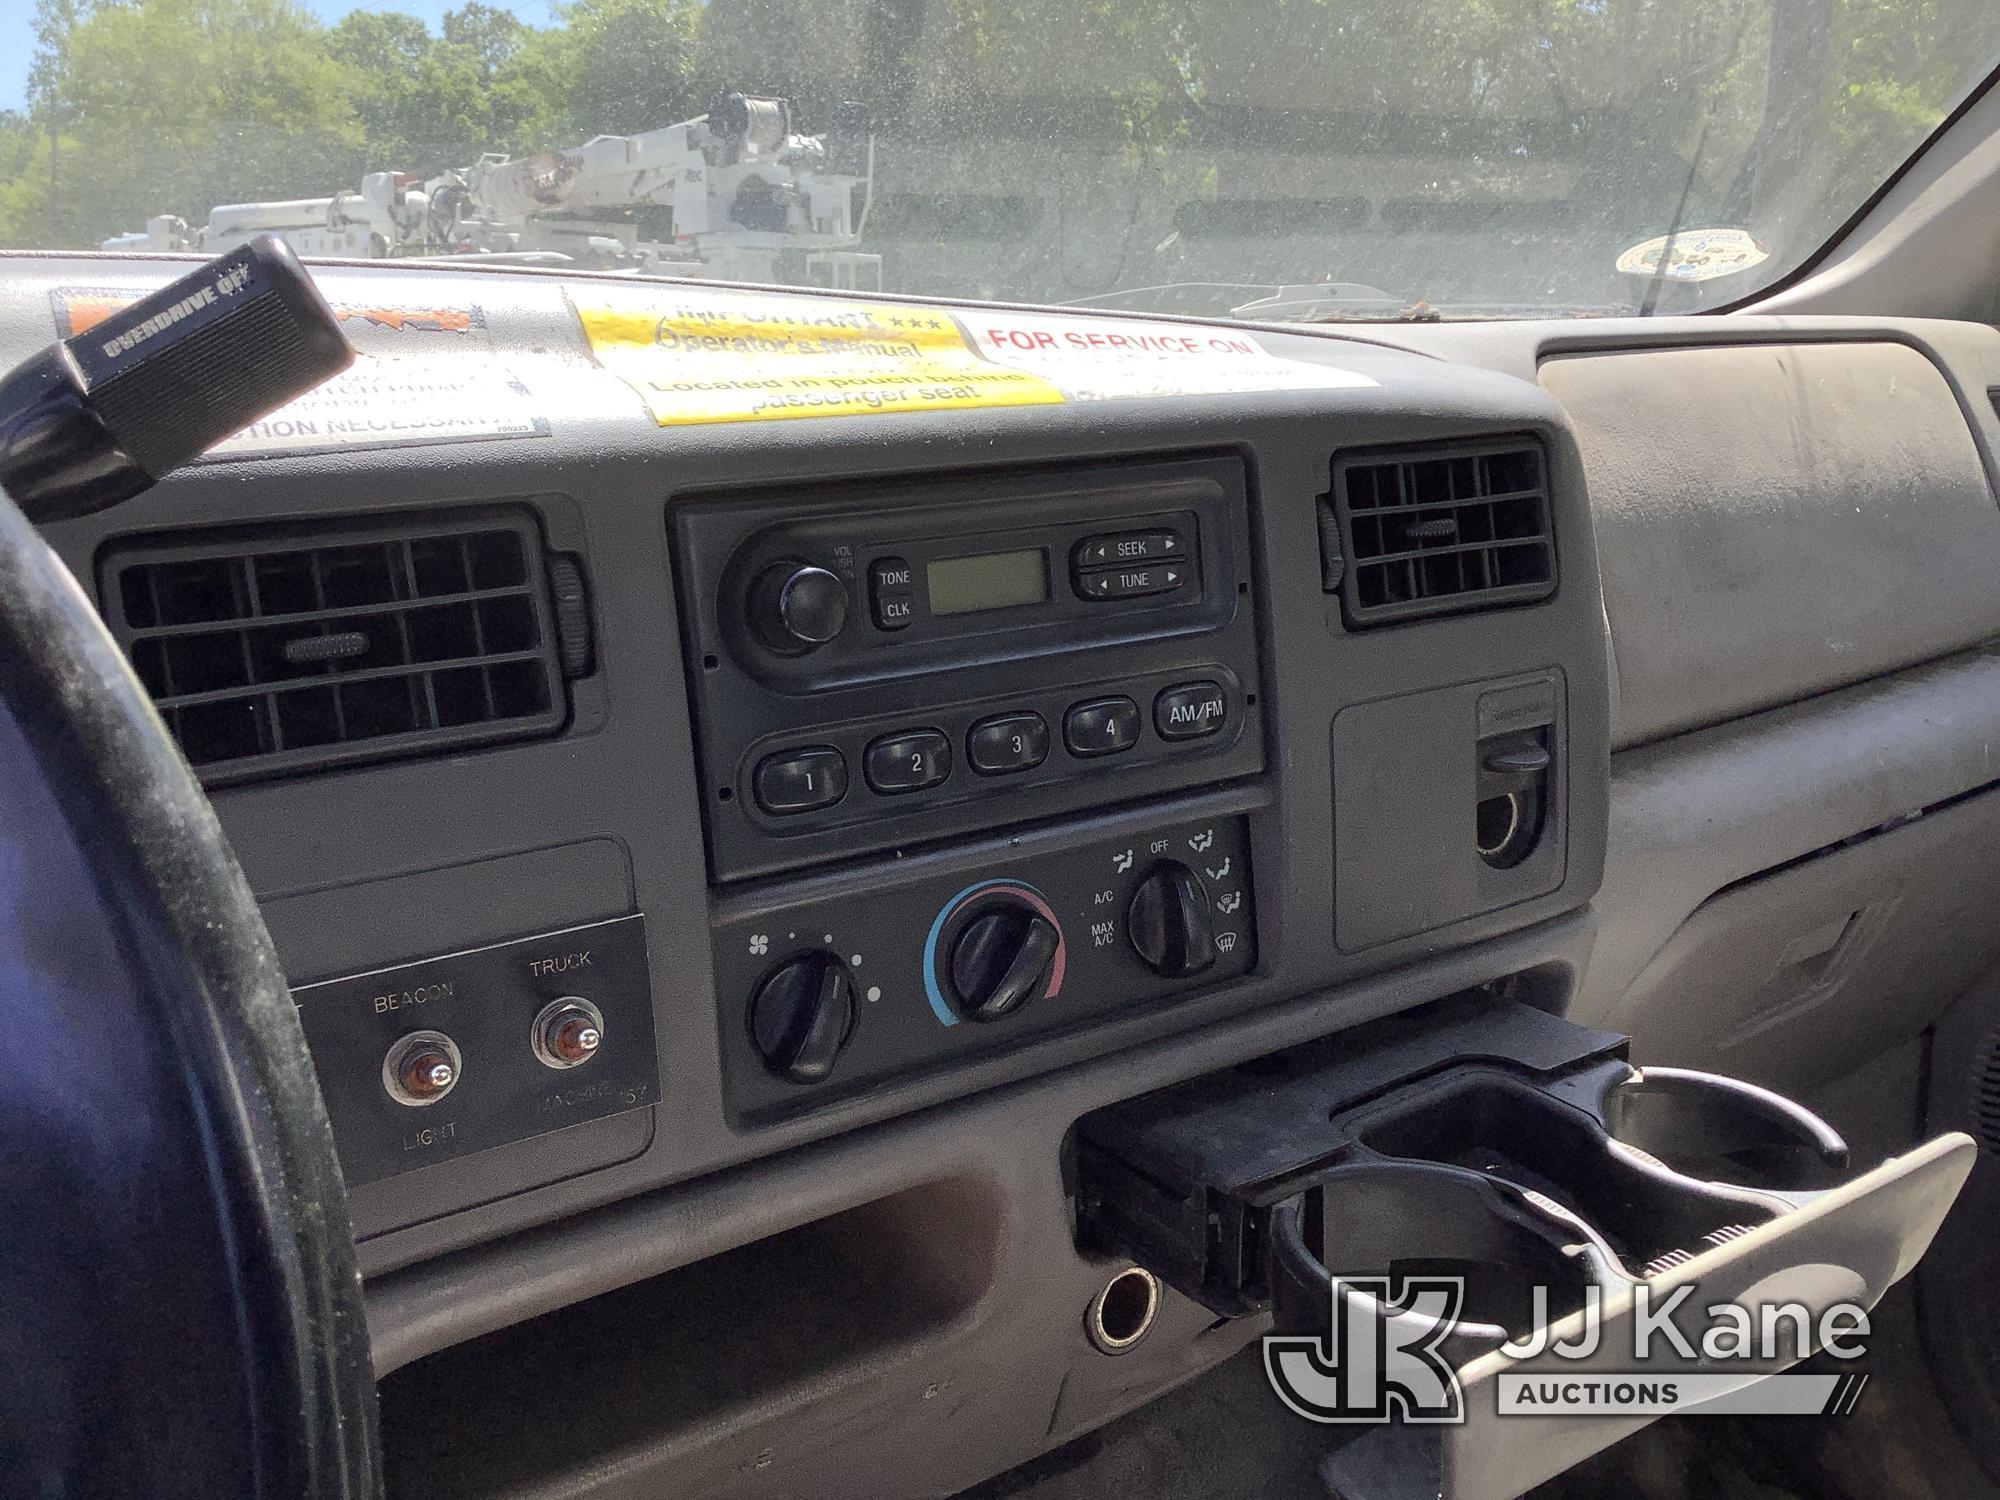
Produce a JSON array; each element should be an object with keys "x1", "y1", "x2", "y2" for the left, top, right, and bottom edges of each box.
[{"x1": 673, "y1": 454, "x2": 1264, "y2": 881}]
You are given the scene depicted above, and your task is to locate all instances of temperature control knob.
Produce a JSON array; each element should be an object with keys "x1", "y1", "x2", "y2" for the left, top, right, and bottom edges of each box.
[
  {"x1": 749, "y1": 951, "x2": 856, "y2": 1083},
  {"x1": 1126, "y1": 862, "x2": 1217, "y2": 978},
  {"x1": 750, "y1": 561, "x2": 849, "y2": 654},
  {"x1": 948, "y1": 902, "x2": 1061, "y2": 1022}
]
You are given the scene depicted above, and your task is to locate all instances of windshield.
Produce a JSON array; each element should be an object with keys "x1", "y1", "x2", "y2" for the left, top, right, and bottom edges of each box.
[{"x1": 2, "y1": 0, "x2": 1997, "y2": 320}]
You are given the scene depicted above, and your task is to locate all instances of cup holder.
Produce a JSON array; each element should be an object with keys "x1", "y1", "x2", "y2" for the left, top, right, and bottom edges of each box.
[
  {"x1": 1075, "y1": 996, "x2": 1976, "y2": 1500},
  {"x1": 1597, "y1": 1065, "x2": 1850, "y2": 1193},
  {"x1": 1294, "y1": 1163, "x2": 1595, "y2": 1347},
  {"x1": 1343, "y1": 1071, "x2": 1785, "y2": 1277}
]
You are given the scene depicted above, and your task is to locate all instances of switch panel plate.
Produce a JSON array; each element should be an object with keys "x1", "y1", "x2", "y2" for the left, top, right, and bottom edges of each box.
[
  {"x1": 713, "y1": 815, "x2": 1257, "y2": 1119},
  {"x1": 294, "y1": 914, "x2": 658, "y2": 1187}
]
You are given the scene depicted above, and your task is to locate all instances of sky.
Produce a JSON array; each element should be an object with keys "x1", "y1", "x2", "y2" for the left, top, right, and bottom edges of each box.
[{"x1": 0, "y1": 0, "x2": 557, "y2": 113}]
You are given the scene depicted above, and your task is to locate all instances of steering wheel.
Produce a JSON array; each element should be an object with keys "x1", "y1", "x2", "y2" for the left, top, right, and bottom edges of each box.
[{"x1": 0, "y1": 470, "x2": 380, "y2": 1487}]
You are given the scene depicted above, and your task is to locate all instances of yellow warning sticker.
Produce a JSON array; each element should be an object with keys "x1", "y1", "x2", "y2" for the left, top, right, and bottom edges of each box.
[{"x1": 575, "y1": 291, "x2": 1066, "y2": 425}]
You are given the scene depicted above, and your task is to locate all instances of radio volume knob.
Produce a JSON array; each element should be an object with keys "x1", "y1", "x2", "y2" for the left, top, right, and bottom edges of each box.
[{"x1": 751, "y1": 561, "x2": 850, "y2": 654}]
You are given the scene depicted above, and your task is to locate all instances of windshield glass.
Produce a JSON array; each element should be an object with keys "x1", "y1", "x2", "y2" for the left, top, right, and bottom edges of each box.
[{"x1": 2, "y1": 0, "x2": 1997, "y2": 319}]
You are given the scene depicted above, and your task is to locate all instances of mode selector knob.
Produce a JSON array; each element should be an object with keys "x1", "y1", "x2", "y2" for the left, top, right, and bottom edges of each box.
[
  {"x1": 751, "y1": 561, "x2": 850, "y2": 654},
  {"x1": 949, "y1": 903, "x2": 1061, "y2": 1022},
  {"x1": 1126, "y1": 862, "x2": 1217, "y2": 978},
  {"x1": 749, "y1": 951, "x2": 856, "y2": 1084}
]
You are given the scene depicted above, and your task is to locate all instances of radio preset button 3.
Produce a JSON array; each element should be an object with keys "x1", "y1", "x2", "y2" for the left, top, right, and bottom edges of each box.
[
  {"x1": 1073, "y1": 529, "x2": 1185, "y2": 569},
  {"x1": 1075, "y1": 564, "x2": 1188, "y2": 601},
  {"x1": 754, "y1": 746, "x2": 849, "y2": 813},
  {"x1": 1154, "y1": 682, "x2": 1228, "y2": 740},
  {"x1": 865, "y1": 729, "x2": 952, "y2": 793},
  {"x1": 869, "y1": 555, "x2": 916, "y2": 631},
  {"x1": 1063, "y1": 696, "x2": 1140, "y2": 758},
  {"x1": 967, "y1": 712, "x2": 1050, "y2": 774}
]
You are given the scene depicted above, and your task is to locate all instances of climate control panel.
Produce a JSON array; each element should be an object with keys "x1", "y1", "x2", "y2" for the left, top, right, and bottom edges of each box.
[{"x1": 712, "y1": 814, "x2": 1256, "y2": 1118}]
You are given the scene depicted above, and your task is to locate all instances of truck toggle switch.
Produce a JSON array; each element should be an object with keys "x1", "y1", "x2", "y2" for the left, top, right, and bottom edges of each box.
[{"x1": 532, "y1": 997, "x2": 605, "y2": 1069}]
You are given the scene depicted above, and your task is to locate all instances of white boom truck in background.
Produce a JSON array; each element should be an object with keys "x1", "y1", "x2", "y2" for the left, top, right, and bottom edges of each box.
[{"x1": 102, "y1": 93, "x2": 880, "y2": 289}]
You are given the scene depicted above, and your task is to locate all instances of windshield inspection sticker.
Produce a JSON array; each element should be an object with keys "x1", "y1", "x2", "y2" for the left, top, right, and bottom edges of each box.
[
  {"x1": 573, "y1": 289, "x2": 1374, "y2": 426},
  {"x1": 51, "y1": 289, "x2": 548, "y2": 459}
]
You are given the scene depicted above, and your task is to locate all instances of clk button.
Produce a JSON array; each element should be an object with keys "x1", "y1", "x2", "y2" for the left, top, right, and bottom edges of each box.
[{"x1": 1153, "y1": 682, "x2": 1228, "y2": 741}]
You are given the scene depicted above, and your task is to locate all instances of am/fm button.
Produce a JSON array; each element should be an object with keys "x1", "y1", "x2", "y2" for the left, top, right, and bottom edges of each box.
[{"x1": 1154, "y1": 681, "x2": 1227, "y2": 740}]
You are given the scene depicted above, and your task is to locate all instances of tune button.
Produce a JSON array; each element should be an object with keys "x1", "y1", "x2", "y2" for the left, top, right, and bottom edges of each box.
[
  {"x1": 967, "y1": 712, "x2": 1049, "y2": 775},
  {"x1": 865, "y1": 728, "x2": 951, "y2": 793},
  {"x1": 1063, "y1": 696, "x2": 1140, "y2": 758},
  {"x1": 1154, "y1": 681, "x2": 1228, "y2": 741},
  {"x1": 754, "y1": 745, "x2": 848, "y2": 814},
  {"x1": 1076, "y1": 565, "x2": 1188, "y2": 601}
]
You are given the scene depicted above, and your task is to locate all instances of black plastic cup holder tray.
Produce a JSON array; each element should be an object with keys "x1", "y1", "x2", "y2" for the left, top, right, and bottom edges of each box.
[{"x1": 1072, "y1": 992, "x2": 1973, "y2": 1500}]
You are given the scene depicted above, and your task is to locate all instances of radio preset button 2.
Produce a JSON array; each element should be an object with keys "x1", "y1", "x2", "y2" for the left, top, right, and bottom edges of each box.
[
  {"x1": 754, "y1": 746, "x2": 849, "y2": 814},
  {"x1": 967, "y1": 712, "x2": 1049, "y2": 775},
  {"x1": 865, "y1": 729, "x2": 952, "y2": 793},
  {"x1": 1154, "y1": 682, "x2": 1228, "y2": 740},
  {"x1": 1063, "y1": 696, "x2": 1140, "y2": 758},
  {"x1": 1075, "y1": 564, "x2": 1188, "y2": 601},
  {"x1": 869, "y1": 555, "x2": 916, "y2": 631},
  {"x1": 1073, "y1": 529, "x2": 1185, "y2": 569}
]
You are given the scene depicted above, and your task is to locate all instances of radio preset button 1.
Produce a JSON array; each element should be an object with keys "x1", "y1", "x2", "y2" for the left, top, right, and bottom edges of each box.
[
  {"x1": 754, "y1": 746, "x2": 849, "y2": 814},
  {"x1": 1075, "y1": 564, "x2": 1188, "y2": 601},
  {"x1": 1063, "y1": 696, "x2": 1140, "y2": 758},
  {"x1": 1154, "y1": 682, "x2": 1228, "y2": 740},
  {"x1": 967, "y1": 712, "x2": 1049, "y2": 774},
  {"x1": 865, "y1": 729, "x2": 952, "y2": 793},
  {"x1": 869, "y1": 556, "x2": 916, "y2": 631},
  {"x1": 1073, "y1": 529, "x2": 1185, "y2": 569}
]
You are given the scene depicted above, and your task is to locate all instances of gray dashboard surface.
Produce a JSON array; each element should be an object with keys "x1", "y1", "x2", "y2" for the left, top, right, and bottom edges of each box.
[
  {"x1": 1542, "y1": 340, "x2": 2000, "y2": 749},
  {"x1": 0, "y1": 253, "x2": 1611, "y2": 1282},
  {"x1": 7, "y1": 258, "x2": 2000, "y2": 1487}
]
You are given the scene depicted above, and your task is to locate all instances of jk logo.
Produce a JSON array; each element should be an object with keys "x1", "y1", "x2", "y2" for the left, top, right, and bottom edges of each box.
[{"x1": 1263, "y1": 1277, "x2": 1466, "y2": 1424}]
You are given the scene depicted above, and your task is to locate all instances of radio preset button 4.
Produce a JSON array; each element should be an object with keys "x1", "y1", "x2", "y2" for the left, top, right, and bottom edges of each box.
[
  {"x1": 865, "y1": 729, "x2": 952, "y2": 793},
  {"x1": 967, "y1": 712, "x2": 1050, "y2": 774},
  {"x1": 1154, "y1": 682, "x2": 1228, "y2": 740},
  {"x1": 754, "y1": 746, "x2": 849, "y2": 813},
  {"x1": 869, "y1": 555, "x2": 916, "y2": 631},
  {"x1": 1063, "y1": 696, "x2": 1140, "y2": 758},
  {"x1": 1075, "y1": 564, "x2": 1188, "y2": 601},
  {"x1": 1073, "y1": 529, "x2": 1185, "y2": 569}
]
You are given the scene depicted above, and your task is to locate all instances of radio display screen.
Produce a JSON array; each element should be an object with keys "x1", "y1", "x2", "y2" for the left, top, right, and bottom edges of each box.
[{"x1": 926, "y1": 549, "x2": 1048, "y2": 616}]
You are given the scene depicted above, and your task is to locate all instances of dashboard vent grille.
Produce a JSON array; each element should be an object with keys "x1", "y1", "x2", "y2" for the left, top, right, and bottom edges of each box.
[
  {"x1": 1329, "y1": 439, "x2": 1555, "y2": 626},
  {"x1": 101, "y1": 512, "x2": 567, "y2": 784}
]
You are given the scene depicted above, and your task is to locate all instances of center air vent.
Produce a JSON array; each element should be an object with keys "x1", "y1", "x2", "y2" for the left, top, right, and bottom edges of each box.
[
  {"x1": 100, "y1": 512, "x2": 577, "y2": 784},
  {"x1": 1326, "y1": 438, "x2": 1556, "y2": 627}
]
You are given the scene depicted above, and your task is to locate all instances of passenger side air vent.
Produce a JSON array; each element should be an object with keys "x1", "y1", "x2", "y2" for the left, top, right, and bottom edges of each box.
[
  {"x1": 101, "y1": 512, "x2": 577, "y2": 784},
  {"x1": 1325, "y1": 439, "x2": 1555, "y2": 627}
]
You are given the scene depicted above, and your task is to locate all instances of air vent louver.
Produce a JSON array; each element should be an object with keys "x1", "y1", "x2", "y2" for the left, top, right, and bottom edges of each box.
[
  {"x1": 1328, "y1": 439, "x2": 1556, "y2": 626},
  {"x1": 102, "y1": 512, "x2": 568, "y2": 783}
]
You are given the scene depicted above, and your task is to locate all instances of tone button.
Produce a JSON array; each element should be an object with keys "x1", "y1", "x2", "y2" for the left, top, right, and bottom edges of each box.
[{"x1": 870, "y1": 555, "x2": 916, "y2": 631}]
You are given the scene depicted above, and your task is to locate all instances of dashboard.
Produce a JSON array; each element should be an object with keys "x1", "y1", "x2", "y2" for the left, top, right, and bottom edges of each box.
[{"x1": 8, "y1": 252, "x2": 2000, "y2": 1499}]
